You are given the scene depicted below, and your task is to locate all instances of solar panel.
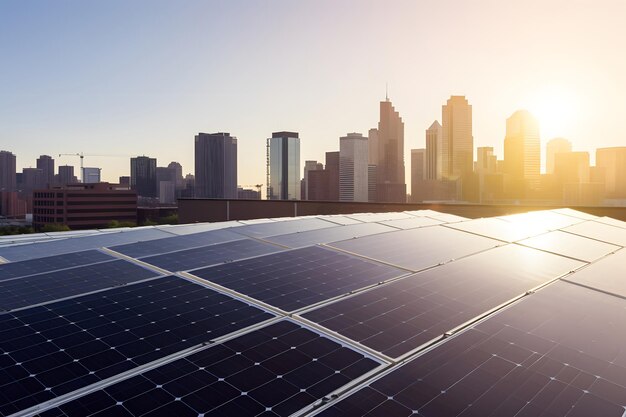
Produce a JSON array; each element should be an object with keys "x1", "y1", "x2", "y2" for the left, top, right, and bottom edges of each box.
[
  {"x1": 552, "y1": 208, "x2": 599, "y2": 220},
  {"x1": 0, "y1": 250, "x2": 113, "y2": 281},
  {"x1": 157, "y1": 221, "x2": 243, "y2": 235},
  {"x1": 317, "y1": 215, "x2": 364, "y2": 225},
  {"x1": 564, "y1": 249, "x2": 626, "y2": 297},
  {"x1": 191, "y1": 246, "x2": 406, "y2": 312},
  {"x1": 316, "y1": 281, "x2": 626, "y2": 417},
  {"x1": 109, "y1": 229, "x2": 246, "y2": 258},
  {"x1": 498, "y1": 210, "x2": 584, "y2": 230},
  {"x1": 264, "y1": 223, "x2": 396, "y2": 249},
  {"x1": 41, "y1": 320, "x2": 381, "y2": 417},
  {"x1": 0, "y1": 276, "x2": 273, "y2": 416},
  {"x1": 518, "y1": 230, "x2": 620, "y2": 262},
  {"x1": 0, "y1": 229, "x2": 176, "y2": 262},
  {"x1": 303, "y1": 245, "x2": 584, "y2": 358},
  {"x1": 232, "y1": 218, "x2": 337, "y2": 239},
  {"x1": 0, "y1": 260, "x2": 161, "y2": 311},
  {"x1": 445, "y1": 217, "x2": 548, "y2": 242},
  {"x1": 405, "y1": 210, "x2": 467, "y2": 223},
  {"x1": 328, "y1": 226, "x2": 501, "y2": 271},
  {"x1": 594, "y1": 216, "x2": 626, "y2": 229},
  {"x1": 140, "y1": 239, "x2": 284, "y2": 272},
  {"x1": 346, "y1": 212, "x2": 414, "y2": 223},
  {"x1": 379, "y1": 217, "x2": 443, "y2": 230},
  {"x1": 563, "y1": 220, "x2": 626, "y2": 246}
]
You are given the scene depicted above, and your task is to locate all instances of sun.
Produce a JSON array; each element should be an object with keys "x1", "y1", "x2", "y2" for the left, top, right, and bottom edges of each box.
[{"x1": 527, "y1": 86, "x2": 579, "y2": 140}]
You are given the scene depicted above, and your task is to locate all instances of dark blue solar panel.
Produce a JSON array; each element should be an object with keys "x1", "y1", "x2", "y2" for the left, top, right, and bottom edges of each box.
[
  {"x1": 303, "y1": 245, "x2": 583, "y2": 358},
  {"x1": 191, "y1": 246, "x2": 405, "y2": 311},
  {"x1": 0, "y1": 250, "x2": 113, "y2": 281},
  {"x1": 0, "y1": 276, "x2": 272, "y2": 416},
  {"x1": 110, "y1": 229, "x2": 245, "y2": 258},
  {"x1": 232, "y1": 218, "x2": 337, "y2": 239},
  {"x1": 43, "y1": 320, "x2": 380, "y2": 417},
  {"x1": 0, "y1": 260, "x2": 162, "y2": 311},
  {"x1": 318, "y1": 281, "x2": 626, "y2": 417},
  {"x1": 140, "y1": 239, "x2": 284, "y2": 272}
]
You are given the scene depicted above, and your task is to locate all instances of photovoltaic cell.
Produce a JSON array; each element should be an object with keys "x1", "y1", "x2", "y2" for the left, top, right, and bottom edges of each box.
[
  {"x1": 232, "y1": 218, "x2": 337, "y2": 239},
  {"x1": 562, "y1": 220, "x2": 626, "y2": 246},
  {"x1": 264, "y1": 223, "x2": 396, "y2": 249},
  {"x1": 317, "y1": 281, "x2": 626, "y2": 417},
  {"x1": 498, "y1": 210, "x2": 584, "y2": 231},
  {"x1": 445, "y1": 218, "x2": 548, "y2": 242},
  {"x1": 140, "y1": 239, "x2": 284, "y2": 272},
  {"x1": 564, "y1": 249, "x2": 626, "y2": 297},
  {"x1": 328, "y1": 226, "x2": 501, "y2": 271},
  {"x1": 191, "y1": 246, "x2": 405, "y2": 311},
  {"x1": 109, "y1": 229, "x2": 245, "y2": 258},
  {"x1": 303, "y1": 245, "x2": 584, "y2": 358},
  {"x1": 0, "y1": 250, "x2": 113, "y2": 281},
  {"x1": 378, "y1": 217, "x2": 443, "y2": 230},
  {"x1": 0, "y1": 260, "x2": 161, "y2": 311},
  {"x1": 518, "y1": 230, "x2": 620, "y2": 262},
  {"x1": 41, "y1": 320, "x2": 381, "y2": 417},
  {"x1": 0, "y1": 229, "x2": 176, "y2": 262},
  {"x1": 0, "y1": 276, "x2": 272, "y2": 416}
]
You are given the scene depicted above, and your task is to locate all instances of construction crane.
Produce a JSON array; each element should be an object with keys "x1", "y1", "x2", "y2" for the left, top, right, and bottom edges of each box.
[
  {"x1": 240, "y1": 184, "x2": 263, "y2": 193},
  {"x1": 58, "y1": 153, "x2": 129, "y2": 182}
]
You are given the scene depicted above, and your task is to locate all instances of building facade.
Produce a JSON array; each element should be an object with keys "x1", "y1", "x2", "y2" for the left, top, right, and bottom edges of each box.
[
  {"x1": 33, "y1": 183, "x2": 137, "y2": 230},
  {"x1": 339, "y1": 133, "x2": 369, "y2": 202},
  {"x1": 130, "y1": 156, "x2": 157, "y2": 197},
  {"x1": 440, "y1": 96, "x2": 473, "y2": 180},
  {"x1": 0, "y1": 151, "x2": 16, "y2": 192},
  {"x1": 503, "y1": 110, "x2": 541, "y2": 190},
  {"x1": 267, "y1": 131, "x2": 300, "y2": 200},
  {"x1": 410, "y1": 148, "x2": 426, "y2": 202},
  {"x1": 376, "y1": 99, "x2": 406, "y2": 202},
  {"x1": 194, "y1": 132, "x2": 237, "y2": 199},
  {"x1": 425, "y1": 121, "x2": 441, "y2": 180},
  {"x1": 36, "y1": 155, "x2": 55, "y2": 188},
  {"x1": 546, "y1": 138, "x2": 572, "y2": 175}
]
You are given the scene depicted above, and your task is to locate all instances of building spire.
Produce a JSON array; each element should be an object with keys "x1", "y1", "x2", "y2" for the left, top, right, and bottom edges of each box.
[{"x1": 385, "y1": 83, "x2": 389, "y2": 101}]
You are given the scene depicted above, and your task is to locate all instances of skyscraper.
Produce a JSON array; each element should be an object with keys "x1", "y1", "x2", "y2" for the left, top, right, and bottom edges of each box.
[
  {"x1": 367, "y1": 128, "x2": 379, "y2": 202},
  {"x1": 503, "y1": 110, "x2": 541, "y2": 189},
  {"x1": 302, "y1": 160, "x2": 323, "y2": 200},
  {"x1": 36, "y1": 155, "x2": 55, "y2": 188},
  {"x1": 376, "y1": 98, "x2": 406, "y2": 202},
  {"x1": 339, "y1": 133, "x2": 369, "y2": 202},
  {"x1": 440, "y1": 96, "x2": 473, "y2": 180},
  {"x1": 546, "y1": 138, "x2": 572, "y2": 174},
  {"x1": 57, "y1": 165, "x2": 76, "y2": 185},
  {"x1": 0, "y1": 151, "x2": 16, "y2": 192},
  {"x1": 194, "y1": 133, "x2": 237, "y2": 199},
  {"x1": 130, "y1": 156, "x2": 157, "y2": 198},
  {"x1": 425, "y1": 121, "x2": 441, "y2": 180},
  {"x1": 596, "y1": 147, "x2": 626, "y2": 198},
  {"x1": 82, "y1": 167, "x2": 102, "y2": 184},
  {"x1": 267, "y1": 131, "x2": 300, "y2": 200},
  {"x1": 410, "y1": 148, "x2": 425, "y2": 202}
]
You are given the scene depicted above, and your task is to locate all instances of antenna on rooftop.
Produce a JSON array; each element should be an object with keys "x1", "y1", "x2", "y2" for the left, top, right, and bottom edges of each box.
[{"x1": 385, "y1": 83, "x2": 389, "y2": 101}]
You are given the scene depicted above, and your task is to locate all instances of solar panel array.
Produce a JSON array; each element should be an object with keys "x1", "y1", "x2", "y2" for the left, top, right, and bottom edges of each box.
[{"x1": 0, "y1": 208, "x2": 624, "y2": 416}]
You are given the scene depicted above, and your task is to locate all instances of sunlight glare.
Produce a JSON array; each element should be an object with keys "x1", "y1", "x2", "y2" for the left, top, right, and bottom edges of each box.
[{"x1": 527, "y1": 86, "x2": 580, "y2": 140}]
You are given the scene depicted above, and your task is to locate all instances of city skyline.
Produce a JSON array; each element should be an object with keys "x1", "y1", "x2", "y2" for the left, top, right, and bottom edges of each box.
[{"x1": 1, "y1": 0, "x2": 625, "y2": 189}]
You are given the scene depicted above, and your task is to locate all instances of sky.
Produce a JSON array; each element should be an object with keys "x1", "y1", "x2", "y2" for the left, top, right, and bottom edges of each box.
[{"x1": 1, "y1": 0, "x2": 625, "y2": 190}]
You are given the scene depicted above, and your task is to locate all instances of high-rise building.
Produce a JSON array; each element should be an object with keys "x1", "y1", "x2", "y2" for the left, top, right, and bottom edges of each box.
[
  {"x1": 410, "y1": 149, "x2": 426, "y2": 202},
  {"x1": 339, "y1": 133, "x2": 369, "y2": 202},
  {"x1": 596, "y1": 147, "x2": 626, "y2": 198},
  {"x1": 0, "y1": 151, "x2": 17, "y2": 192},
  {"x1": 156, "y1": 166, "x2": 177, "y2": 204},
  {"x1": 267, "y1": 131, "x2": 300, "y2": 200},
  {"x1": 554, "y1": 151, "x2": 590, "y2": 184},
  {"x1": 504, "y1": 110, "x2": 541, "y2": 189},
  {"x1": 167, "y1": 161, "x2": 184, "y2": 190},
  {"x1": 57, "y1": 165, "x2": 76, "y2": 185},
  {"x1": 195, "y1": 132, "x2": 237, "y2": 199},
  {"x1": 368, "y1": 128, "x2": 379, "y2": 166},
  {"x1": 425, "y1": 121, "x2": 441, "y2": 180},
  {"x1": 302, "y1": 160, "x2": 323, "y2": 200},
  {"x1": 440, "y1": 96, "x2": 473, "y2": 180},
  {"x1": 130, "y1": 156, "x2": 157, "y2": 197},
  {"x1": 376, "y1": 98, "x2": 406, "y2": 202},
  {"x1": 546, "y1": 138, "x2": 573, "y2": 175},
  {"x1": 82, "y1": 167, "x2": 102, "y2": 184},
  {"x1": 36, "y1": 155, "x2": 55, "y2": 188}
]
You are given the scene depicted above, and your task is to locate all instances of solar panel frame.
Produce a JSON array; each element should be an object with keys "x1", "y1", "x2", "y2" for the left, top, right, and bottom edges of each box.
[
  {"x1": 139, "y1": 238, "x2": 285, "y2": 272},
  {"x1": 0, "y1": 250, "x2": 114, "y2": 281},
  {"x1": 38, "y1": 319, "x2": 384, "y2": 417},
  {"x1": 315, "y1": 281, "x2": 626, "y2": 417},
  {"x1": 302, "y1": 244, "x2": 585, "y2": 358},
  {"x1": 378, "y1": 217, "x2": 444, "y2": 230},
  {"x1": 517, "y1": 230, "x2": 621, "y2": 262},
  {"x1": 189, "y1": 245, "x2": 407, "y2": 312},
  {"x1": 328, "y1": 225, "x2": 502, "y2": 272},
  {"x1": 231, "y1": 218, "x2": 338, "y2": 239},
  {"x1": 262, "y1": 223, "x2": 396, "y2": 249},
  {"x1": 562, "y1": 220, "x2": 626, "y2": 246},
  {"x1": 444, "y1": 217, "x2": 549, "y2": 242},
  {"x1": 0, "y1": 259, "x2": 162, "y2": 312},
  {"x1": 0, "y1": 275, "x2": 274, "y2": 416},
  {"x1": 563, "y1": 248, "x2": 626, "y2": 298}
]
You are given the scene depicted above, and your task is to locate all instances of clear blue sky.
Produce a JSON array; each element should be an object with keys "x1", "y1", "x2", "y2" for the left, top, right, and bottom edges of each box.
[{"x1": 1, "y1": 0, "x2": 625, "y2": 188}]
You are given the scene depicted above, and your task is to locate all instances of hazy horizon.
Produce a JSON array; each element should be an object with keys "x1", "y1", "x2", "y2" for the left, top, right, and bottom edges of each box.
[{"x1": 2, "y1": 0, "x2": 625, "y2": 190}]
